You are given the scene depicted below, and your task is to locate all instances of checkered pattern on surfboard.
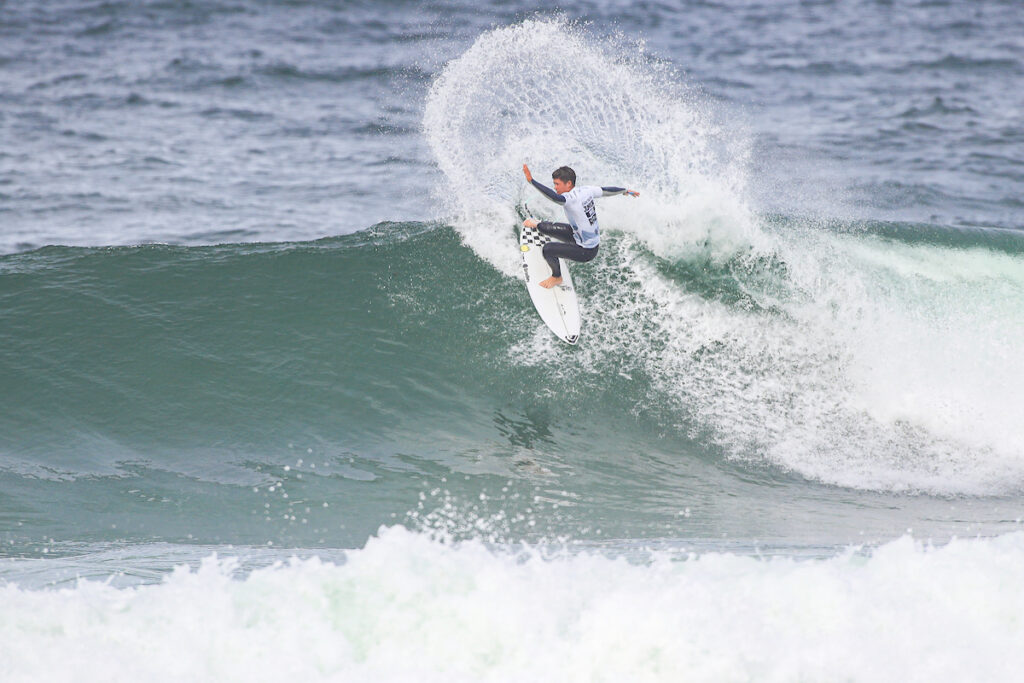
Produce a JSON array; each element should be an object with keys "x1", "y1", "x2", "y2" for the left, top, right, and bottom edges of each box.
[{"x1": 520, "y1": 229, "x2": 553, "y2": 248}]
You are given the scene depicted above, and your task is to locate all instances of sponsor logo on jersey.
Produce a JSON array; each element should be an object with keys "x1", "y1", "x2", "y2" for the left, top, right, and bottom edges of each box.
[{"x1": 583, "y1": 199, "x2": 597, "y2": 225}]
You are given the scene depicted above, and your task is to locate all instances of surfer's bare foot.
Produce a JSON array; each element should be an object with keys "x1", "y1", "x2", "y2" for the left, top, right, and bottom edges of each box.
[{"x1": 539, "y1": 276, "x2": 562, "y2": 289}]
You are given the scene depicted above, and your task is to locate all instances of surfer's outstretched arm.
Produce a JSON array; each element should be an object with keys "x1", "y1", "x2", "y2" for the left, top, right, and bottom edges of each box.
[
  {"x1": 523, "y1": 163, "x2": 566, "y2": 205},
  {"x1": 531, "y1": 179, "x2": 566, "y2": 204},
  {"x1": 600, "y1": 186, "x2": 640, "y2": 197}
]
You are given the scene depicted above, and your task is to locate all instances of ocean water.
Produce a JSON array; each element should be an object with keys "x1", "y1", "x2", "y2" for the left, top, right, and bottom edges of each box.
[{"x1": 2, "y1": 1, "x2": 1024, "y2": 680}]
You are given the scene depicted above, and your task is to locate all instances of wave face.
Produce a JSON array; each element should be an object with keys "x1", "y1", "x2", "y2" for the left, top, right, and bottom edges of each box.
[
  {"x1": 2, "y1": 217, "x2": 1024, "y2": 555},
  {"x1": 3, "y1": 19, "x2": 1024, "y2": 561}
]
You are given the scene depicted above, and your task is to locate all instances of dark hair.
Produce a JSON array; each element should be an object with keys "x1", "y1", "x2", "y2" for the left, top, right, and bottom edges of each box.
[{"x1": 551, "y1": 166, "x2": 576, "y2": 185}]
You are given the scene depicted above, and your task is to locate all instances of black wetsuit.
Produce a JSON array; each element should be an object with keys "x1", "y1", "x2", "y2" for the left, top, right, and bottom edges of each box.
[
  {"x1": 529, "y1": 179, "x2": 627, "y2": 278},
  {"x1": 533, "y1": 221, "x2": 599, "y2": 278}
]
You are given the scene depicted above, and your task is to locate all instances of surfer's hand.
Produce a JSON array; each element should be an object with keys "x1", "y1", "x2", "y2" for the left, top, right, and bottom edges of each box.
[
  {"x1": 522, "y1": 164, "x2": 532, "y2": 182},
  {"x1": 523, "y1": 219, "x2": 539, "y2": 229},
  {"x1": 626, "y1": 189, "x2": 639, "y2": 197}
]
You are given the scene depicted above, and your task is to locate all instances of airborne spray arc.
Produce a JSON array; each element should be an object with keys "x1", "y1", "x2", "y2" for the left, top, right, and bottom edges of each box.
[
  {"x1": 425, "y1": 19, "x2": 1024, "y2": 495},
  {"x1": 424, "y1": 18, "x2": 760, "y2": 274}
]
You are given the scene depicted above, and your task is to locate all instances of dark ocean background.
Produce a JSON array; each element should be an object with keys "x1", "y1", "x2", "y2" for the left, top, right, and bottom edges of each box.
[{"x1": 2, "y1": 1, "x2": 1024, "y2": 680}]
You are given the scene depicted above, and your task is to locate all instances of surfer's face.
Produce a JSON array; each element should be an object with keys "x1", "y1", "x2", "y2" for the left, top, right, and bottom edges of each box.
[{"x1": 552, "y1": 178, "x2": 574, "y2": 194}]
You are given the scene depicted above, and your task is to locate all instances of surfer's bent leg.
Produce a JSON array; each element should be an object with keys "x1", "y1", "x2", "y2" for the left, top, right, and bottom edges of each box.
[
  {"x1": 535, "y1": 221, "x2": 574, "y2": 242},
  {"x1": 541, "y1": 242, "x2": 599, "y2": 278}
]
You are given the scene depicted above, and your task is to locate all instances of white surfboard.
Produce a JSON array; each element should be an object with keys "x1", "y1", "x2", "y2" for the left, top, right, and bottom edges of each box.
[{"x1": 519, "y1": 227, "x2": 581, "y2": 344}]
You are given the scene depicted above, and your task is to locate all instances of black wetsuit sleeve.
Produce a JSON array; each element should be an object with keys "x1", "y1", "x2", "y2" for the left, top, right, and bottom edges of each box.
[
  {"x1": 530, "y1": 179, "x2": 566, "y2": 204},
  {"x1": 601, "y1": 186, "x2": 627, "y2": 196}
]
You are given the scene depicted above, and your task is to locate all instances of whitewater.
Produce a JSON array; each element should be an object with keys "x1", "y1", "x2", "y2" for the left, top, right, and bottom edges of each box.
[
  {"x1": 4, "y1": 528, "x2": 1024, "y2": 683},
  {"x1": 2, "y1": 2, "x2": 1024, "y2": 681},
  {"x1": 424, "y1": 19, "x2": 1024, "y2": 495}
]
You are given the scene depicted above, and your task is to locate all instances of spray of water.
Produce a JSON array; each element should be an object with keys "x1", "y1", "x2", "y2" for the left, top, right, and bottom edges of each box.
[
  {"x1": 424, "y1": 18, "x2": 763, "y2": 274},
  {"x1": 424, "y1": 19, "x2": 1024, "y2": 494}
]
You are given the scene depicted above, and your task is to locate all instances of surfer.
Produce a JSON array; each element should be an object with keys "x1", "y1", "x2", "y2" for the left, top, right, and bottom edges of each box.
[{"x1": 522, "y1": 164, "x2": 639, "y2": 288}]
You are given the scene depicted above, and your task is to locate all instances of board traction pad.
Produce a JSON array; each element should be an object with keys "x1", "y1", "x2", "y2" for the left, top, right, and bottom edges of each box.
[{"x1": 520, "y1": 228, "x2": 553, "y2": 248}]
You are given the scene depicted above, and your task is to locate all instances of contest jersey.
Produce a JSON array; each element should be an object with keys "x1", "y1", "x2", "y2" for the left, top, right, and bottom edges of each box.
[
  {"x1": 530, "y1": 179, "x2": 627, "y2": 249},
  {"x1": 560, "y1": 186, "x2": 603, "y2": 248}
]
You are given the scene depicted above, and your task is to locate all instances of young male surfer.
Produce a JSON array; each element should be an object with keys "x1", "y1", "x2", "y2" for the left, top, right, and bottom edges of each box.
[{"x1": 522, "y1": 164, "x2": 639, "y2": 288}]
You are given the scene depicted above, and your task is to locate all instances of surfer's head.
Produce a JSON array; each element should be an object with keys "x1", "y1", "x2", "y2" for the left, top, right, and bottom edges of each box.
[{"x1": 551, "y1": 166, "x2": 576, "y2": 194}]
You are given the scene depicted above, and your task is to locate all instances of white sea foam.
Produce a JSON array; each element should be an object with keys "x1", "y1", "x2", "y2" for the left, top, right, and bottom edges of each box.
[
  {"x1": 632, "y1": 227, "x2": 1024, "y2": 494},
  {"x1": 2, "y1": 527, "x2": 1024, "y2": 682},
  {"x1": 426, "y1": 20, "x2": 1024, "y2": 495}
]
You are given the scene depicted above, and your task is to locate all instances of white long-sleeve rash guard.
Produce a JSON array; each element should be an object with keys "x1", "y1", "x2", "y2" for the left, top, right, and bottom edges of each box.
[{"x1": 530, "y1": 179, "x2": 626, "y2": 249}]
